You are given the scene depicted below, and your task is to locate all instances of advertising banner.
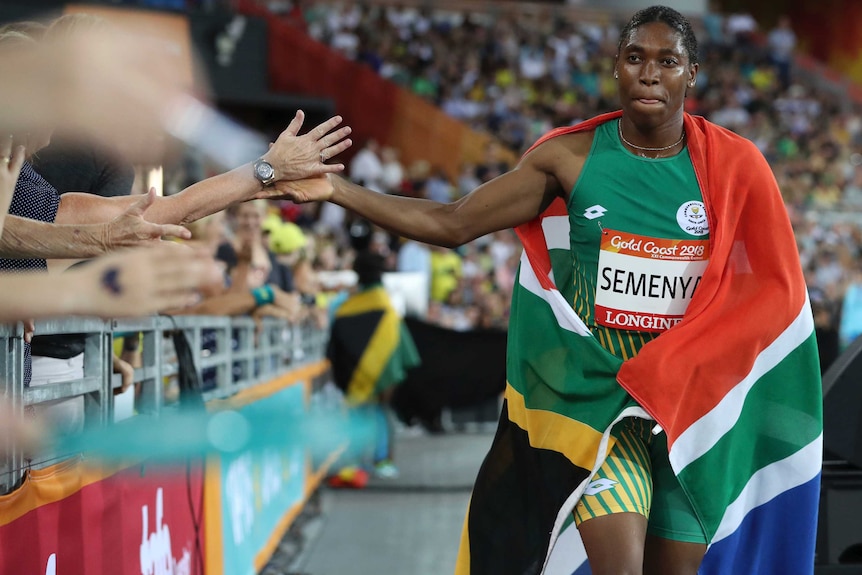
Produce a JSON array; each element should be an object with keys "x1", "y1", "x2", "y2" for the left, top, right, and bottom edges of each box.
[
  {"x1": 0, "y1": 459, "x2": 204, "y2": 575},
  {"x1": 216, "y1": 383, "x2": 307, "y2": 575}
]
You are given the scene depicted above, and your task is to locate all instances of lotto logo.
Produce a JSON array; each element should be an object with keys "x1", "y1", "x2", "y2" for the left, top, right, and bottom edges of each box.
[
  {"x1": 583, "y1": 205, "x2": 607, "y2": 220},
  {"x1": 585, "y1": 478, "x2": 618, "y2": 495}
]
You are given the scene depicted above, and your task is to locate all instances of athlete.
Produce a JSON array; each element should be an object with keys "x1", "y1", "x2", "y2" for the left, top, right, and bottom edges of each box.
[{"x1": 262, "y1": 7, "x2": 812, "y2": 575}]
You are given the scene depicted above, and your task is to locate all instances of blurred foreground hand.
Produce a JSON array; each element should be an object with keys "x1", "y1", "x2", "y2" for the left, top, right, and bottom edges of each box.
[
  {"x1": 52, "y1": 24, "x2": 199, "y2": 161},
  {"x1": 0, "y1": 399, "x2": 46, "y2": 458},
  {"x1": 66, "y1": 243, "x2": 224, "y2": 318}
]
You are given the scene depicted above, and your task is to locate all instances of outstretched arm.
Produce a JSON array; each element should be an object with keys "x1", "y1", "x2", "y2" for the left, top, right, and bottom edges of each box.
[
  {"x1": 55, "y1": 166, "x2": 265, "y2": 228},
  {"x1": 0, "y1": 216, "x2": 124, "y2": 258},
  {"x1": 268, "y1": 137, "x2": 581, "y2": 248},
  {"x1": 0, "y1": 188, "x2": 192, "y2": 261},
  {"x1": 168, "y1": 284, "x2": 300, "y2": 319},
  {"x1": 0, "y1": 244, "x2": 223, "y2": 321},
  {"x1": 54, "y1": 112, "x2": 352, "y2": 228},
  {"x1": 328, "y1": 164, "x2": 558, "y2": 248}
]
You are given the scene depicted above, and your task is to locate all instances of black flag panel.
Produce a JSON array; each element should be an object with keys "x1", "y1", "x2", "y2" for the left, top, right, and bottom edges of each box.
[{"x1": 391, "y1": 318, "x2": 507, "y2": 429}]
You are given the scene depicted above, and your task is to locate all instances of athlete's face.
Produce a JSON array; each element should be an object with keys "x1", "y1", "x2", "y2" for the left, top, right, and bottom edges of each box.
[{"x1": 614, "y1": 22, "x2": 698, "y2": 130}]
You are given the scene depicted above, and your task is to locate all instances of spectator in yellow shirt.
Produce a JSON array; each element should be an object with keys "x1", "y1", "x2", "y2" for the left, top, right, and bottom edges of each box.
[{"x1": 430, "y1": 246, "x2": 462, "y2": 302}]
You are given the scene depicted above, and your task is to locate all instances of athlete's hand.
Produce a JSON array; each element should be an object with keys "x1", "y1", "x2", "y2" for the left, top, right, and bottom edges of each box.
[{"x1": 254, "y1": 175, "x2": 334, "y2": 203}]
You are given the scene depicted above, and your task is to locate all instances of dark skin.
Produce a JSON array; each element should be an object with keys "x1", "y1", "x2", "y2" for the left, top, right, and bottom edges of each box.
[{"x1": 275, "y1": 21, "x2": 704, "y2": 575}]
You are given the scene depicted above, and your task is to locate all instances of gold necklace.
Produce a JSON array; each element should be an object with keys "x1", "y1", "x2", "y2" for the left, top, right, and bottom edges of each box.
[{"x1": 618, "y1": 120, "x2": 685, "y2": 157}]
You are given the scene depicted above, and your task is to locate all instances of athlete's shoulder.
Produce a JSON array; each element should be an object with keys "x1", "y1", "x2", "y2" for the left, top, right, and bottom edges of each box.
[
  {"x1": 524, "y1": 129, "x2": 595, "y2": 166},
  {"x1": 526, "y1": 111, "x2": 622, "y2": 157}
]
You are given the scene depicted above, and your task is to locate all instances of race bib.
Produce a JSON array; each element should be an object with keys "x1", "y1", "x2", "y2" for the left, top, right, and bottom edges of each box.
[{"x1": 595, "y1": 230, "x2": 709, "y2": 333}]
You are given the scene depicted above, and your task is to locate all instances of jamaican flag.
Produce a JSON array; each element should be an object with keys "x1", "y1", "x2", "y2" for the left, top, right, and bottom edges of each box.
[
  {"x1": 456, "y1": 112, "x2": 822, "y2": 574},
  {"x1": 328, "y1": 285, "x2": 421, "y2": 405}
]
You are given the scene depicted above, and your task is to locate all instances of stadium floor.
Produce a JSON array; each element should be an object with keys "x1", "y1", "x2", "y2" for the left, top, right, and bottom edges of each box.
[
  {"x1": 261, "y1": 427, "x2": 862, "y2": 575},
  {"x1": 265, "y1": 429, "x2": 495, "y2": 575}
]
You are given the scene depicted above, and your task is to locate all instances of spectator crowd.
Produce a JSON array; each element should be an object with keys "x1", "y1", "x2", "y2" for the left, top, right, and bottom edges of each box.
[
  {"x1": 275, "y1": 0, "x2": 862, "y2": 365},
  {"x1": 3, "y1": 0, "x2": 862, "y2": 477}
]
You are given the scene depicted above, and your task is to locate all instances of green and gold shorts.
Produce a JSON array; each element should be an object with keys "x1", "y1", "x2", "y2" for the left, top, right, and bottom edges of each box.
[{"x1": 573, "y1": 417, "x2": 707, "y2": 544}]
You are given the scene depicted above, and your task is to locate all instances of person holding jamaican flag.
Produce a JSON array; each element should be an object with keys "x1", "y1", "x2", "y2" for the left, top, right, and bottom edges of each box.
[
  {"x1": 327, "y1": 248, "x2": 421, "y2": 480},
  {"x1": 266, "y1": 6, "x2": 822, "y2": 574}
]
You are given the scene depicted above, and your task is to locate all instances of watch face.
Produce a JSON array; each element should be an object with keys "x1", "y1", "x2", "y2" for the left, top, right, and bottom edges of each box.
[{"x1": 256, "y1": 162, "x2": 274, "y2": 180}]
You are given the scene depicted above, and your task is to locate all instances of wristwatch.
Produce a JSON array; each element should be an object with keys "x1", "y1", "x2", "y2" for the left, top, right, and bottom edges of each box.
[{"x1": 253, "y1": 158, "x2": 276, "y2": 187}]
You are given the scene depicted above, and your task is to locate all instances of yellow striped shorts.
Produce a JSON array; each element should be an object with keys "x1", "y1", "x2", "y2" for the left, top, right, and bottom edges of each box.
[{"x1": 573, "y1": 417, "x2": 707, "y2": 544}]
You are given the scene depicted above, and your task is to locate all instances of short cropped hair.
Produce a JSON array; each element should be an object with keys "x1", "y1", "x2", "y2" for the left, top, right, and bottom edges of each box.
[{"x1": 618, "y1": 5, "x2": 699, "y2": 64}]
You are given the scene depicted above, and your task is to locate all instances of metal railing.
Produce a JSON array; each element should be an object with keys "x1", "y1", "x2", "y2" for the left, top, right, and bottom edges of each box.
[{"x1": 0, "y1": 315, "x2": 327, "y2": 492}]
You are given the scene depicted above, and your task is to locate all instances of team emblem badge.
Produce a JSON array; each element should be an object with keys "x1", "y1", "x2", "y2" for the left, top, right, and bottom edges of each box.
[{"x1": 676, "y1": 201, "x2": 709, "y2": 236}]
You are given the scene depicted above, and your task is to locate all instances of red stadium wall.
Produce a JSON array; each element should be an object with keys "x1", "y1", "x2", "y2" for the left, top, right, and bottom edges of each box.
[
  {"x1": 787, "y1": 1, "x2": 862, "y2": 85},
  {"x1": 720, "y1": 0, "x2": 862, "y2": 87},
  {"x1": 263, "y1": 15, "x2": 399, "y2": 158},
  {"x1": 237, "y1": 0, "x2": 515, "y2": 180}
]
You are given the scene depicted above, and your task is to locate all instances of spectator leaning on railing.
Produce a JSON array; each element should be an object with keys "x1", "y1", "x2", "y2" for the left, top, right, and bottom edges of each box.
[
  {"x1": 0, "y1": 18, "x2": 352, "y2": 431},
  {"x1": 20, "y1": 16, "x2": 149, "y2": 431},
  {"x1": 0, "y1": 97, "x2": 222, "y2": 459},
  {"x1": 0, "y1": 10, "x2": 355, "y2": 469},
  {"x1": 0, "y1": 132, "x2": 222, "y2": 319}
]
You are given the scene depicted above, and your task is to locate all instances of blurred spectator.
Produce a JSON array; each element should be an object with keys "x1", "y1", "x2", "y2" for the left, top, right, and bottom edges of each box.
[
  {"x1": 711, "y1": 93, "x2": 750, "y2": 131},
  {"x1": 379, "y1": 146, "x2": 404, "y2": 193},
  {"x1": 774, "y1": 85, "x2": 820, "y2": 136},
  {"x1": 424, "y1": 166, "x2": 452, "y2": 202},
  {"x1": 429, "y1": 245, "x2": 461, "y2": 303},
  {"x1": 33, "y1": 133, "x2": 136, "y2": 198},
  {"x1": 702, "y1": 2, "x2": 727, "y2": 45},
  {"x1": 349, "y1": 139, "x2": 384, "y2": 191},
  {"x1": 327, "y1": 250, "x2": 420, "y2": 478},
  {"x1": 725, "y1": 11, "x2": 758, "y2": 46},
  {"x1": 216, "y1": 201, "x2": 295, "y2": 292},
  {"x1": 456, "y1": 163, "x2": 481, "y2": 197},
  {"x1": 187, "y1": 211, "x2": 229, "y2": 254},
  {"x1": 327, "y1": 1, "x2": 362, "y2": 59},
  {"x1": 767, "y1": 15, "x2": 796, "y2": 88},
  {"x1": 475, "y1": 141, "x2": 510, "y2": 183},
  {"x1": 843, "y1": 164, "x2": 862, "y2": 209},
  {"x1": 839, "y1": 263, "x2": 862, "y2": 350},
  {"x1": 269, "y1": 220, "x2": 309, "y2": 267},
  {"x1": 489, "y1": 230, "x2": 518, "y2": 272},
  {"x1": 396, "y1": 239, "x2": 431, "y2": 293},
  {"x1": 29, "y1": 131, "x2": 137, "y2": 435},
  {"x1": 318, "y1": 198, "x2": 348, "y2": 237},
  {"x1": 292, "y1": 256, "x2": 329, "y2": 328}
]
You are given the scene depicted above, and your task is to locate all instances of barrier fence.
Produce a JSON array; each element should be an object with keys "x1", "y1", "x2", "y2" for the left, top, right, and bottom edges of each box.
[{"x1": 0, "y1": 315, "x2": 333, "y2": 575}]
